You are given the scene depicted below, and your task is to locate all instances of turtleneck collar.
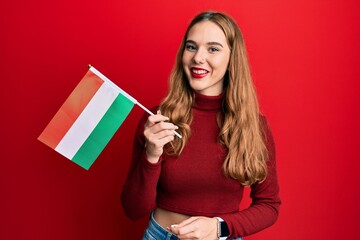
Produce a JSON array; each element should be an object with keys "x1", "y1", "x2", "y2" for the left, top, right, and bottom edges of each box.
[{"x1": 193, "y1": 91, "x2": 224, "y2": 111}]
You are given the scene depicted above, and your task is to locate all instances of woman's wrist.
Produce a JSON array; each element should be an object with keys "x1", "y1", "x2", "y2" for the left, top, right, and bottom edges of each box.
[
  {"x1": 145, "y1": 149, "x2": 161, "y2": 164},
  {"x1": 146, "y1": 155, "x2": 160, "y2": 164}
]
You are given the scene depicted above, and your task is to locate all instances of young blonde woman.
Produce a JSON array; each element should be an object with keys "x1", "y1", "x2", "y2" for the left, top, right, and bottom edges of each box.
[{"x1": 121, "y1": 11, "x2": 281, "y2": 240}]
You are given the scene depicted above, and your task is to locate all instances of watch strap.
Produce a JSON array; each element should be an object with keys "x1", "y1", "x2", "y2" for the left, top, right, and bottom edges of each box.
[{"x1": 214, "y1": 217, "x2": 230, "y2": 239}]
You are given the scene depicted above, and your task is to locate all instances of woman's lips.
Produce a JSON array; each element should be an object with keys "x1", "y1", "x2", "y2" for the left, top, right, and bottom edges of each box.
[{"x1": 190, "y1": 67, "x2": 209, "y2": 78}]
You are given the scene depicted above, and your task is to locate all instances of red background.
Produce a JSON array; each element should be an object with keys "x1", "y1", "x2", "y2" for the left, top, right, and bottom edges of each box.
[{"x1": 1, "y1": 0, "x2": 359, "y2": 239}]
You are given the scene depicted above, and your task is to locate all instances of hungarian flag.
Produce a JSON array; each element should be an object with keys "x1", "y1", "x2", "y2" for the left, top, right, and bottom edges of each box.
[{"x1": 38, "y1": 66, "x2": 137, "y2": 170}]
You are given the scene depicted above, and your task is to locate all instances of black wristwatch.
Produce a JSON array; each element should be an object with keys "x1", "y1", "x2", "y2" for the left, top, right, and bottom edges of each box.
[{"x1": 215, "y1": 217, "x2": 230, "y2": 239}]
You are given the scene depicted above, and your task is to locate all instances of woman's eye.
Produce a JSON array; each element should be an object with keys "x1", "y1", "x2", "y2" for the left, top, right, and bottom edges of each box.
[
  {"x1": 185, "y1": 44, "x2": 197, "y2": 51},
  {"x1": 209, "y1": 47, "x2": 219, "y2": 53}
]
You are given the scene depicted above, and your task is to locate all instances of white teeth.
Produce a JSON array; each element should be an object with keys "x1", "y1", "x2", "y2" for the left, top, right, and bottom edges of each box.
[{"x1": 192, "y1": 69, "x2": 207, "y2": 74}]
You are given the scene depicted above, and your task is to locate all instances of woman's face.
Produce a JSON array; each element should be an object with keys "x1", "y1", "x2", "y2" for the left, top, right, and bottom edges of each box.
[{"x1": 182, "y1": 20, "x2": 231, "y2": 96}]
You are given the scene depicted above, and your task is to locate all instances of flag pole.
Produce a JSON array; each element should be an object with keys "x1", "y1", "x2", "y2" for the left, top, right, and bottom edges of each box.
[{"x1": 88, "y1": 65, "x2": 182, "y2": 139}]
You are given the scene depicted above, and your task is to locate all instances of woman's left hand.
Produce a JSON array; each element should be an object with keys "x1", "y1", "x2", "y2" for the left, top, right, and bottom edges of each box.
[{"x1": 169, "y1": 216, "x2": 218, "y2": 240}]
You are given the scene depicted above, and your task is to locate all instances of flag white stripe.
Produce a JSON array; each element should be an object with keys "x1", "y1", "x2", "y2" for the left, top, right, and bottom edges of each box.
[{"x1": 55, "y1": 82, "x2": 119, "y2": 159}]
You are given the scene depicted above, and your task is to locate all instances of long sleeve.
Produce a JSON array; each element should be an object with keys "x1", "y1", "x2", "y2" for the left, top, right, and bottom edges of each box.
[
  {"x1": 121, "y1": 98, "x2": 281, "y2": 235},
  {"x1": 120, "y1": 110, "x2": 162, "y2": 221},
  {"x1": 220, "y1": 118, "x2": 281, "y2": 237}
]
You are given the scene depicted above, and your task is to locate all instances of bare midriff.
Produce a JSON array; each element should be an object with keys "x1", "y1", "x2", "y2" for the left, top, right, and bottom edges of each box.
[{"x1": 154, "y1": 207, "x2": 191, "y2": 228}]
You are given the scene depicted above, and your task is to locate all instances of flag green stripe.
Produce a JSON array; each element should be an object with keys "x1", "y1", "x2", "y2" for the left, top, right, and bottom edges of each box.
[{"x1": 71, "y1": 93, "x2": 134, "y2": 169}]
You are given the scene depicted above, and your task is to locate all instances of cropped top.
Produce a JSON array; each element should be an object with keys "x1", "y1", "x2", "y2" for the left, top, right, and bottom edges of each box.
[{"x1": 121, "y1": 92, "x2": 281, "y2": 237}]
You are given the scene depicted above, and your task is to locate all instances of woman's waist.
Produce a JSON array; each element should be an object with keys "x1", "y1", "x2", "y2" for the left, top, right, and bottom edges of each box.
[
  {"x1": 153, "y1": 207, "x2": 191, "y2": 229},
  {"x1": 156, "y1": 193, "x2": 242, "y2": 216}
]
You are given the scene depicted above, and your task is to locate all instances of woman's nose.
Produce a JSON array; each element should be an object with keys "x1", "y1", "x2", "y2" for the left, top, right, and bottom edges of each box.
[{"x1": 193, "y1": 49, "x2": 206, "y2": 64}]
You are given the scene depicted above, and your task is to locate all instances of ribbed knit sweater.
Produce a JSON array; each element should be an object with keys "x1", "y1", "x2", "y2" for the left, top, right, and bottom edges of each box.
[{"x1": 121, "y1": 92, "x2": 281, "y2": 237}]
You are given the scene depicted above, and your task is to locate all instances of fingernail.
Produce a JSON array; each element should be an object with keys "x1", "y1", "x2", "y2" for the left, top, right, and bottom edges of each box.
[{"x1": 171, "y1": 224, "x2": 178, "y2": 228}]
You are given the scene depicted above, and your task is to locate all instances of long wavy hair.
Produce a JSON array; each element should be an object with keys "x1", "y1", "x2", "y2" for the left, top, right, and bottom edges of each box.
[{"x1": 159, "y1": 11, "x2": 268, "y2": 186}]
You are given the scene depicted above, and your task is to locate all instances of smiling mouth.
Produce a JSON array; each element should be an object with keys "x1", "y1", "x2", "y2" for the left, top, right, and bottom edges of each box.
[{"x1": 190, "y1": 67, "x2": 209, "y2": 78}]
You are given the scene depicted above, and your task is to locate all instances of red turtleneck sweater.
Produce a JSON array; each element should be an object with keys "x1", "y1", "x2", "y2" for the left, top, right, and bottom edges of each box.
[{"x1": 121, "y1": 92, "x2": 280, "y2": 237}]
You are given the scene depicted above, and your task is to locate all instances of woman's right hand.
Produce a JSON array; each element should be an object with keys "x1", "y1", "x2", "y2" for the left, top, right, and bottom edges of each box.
[{"x1": 144, "y1": 110, "x2": 178, "y2": 164}]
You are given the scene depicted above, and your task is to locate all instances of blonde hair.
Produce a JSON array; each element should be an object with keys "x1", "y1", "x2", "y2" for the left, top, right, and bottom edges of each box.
[{"x1": 160, "y1": 11, "x2": 268, "y2": 186}]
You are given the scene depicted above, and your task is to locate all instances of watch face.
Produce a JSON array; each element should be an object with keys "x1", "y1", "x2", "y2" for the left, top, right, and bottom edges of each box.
[{"x1": 220, "y1": 221, "x2": 230, "y2": 237}]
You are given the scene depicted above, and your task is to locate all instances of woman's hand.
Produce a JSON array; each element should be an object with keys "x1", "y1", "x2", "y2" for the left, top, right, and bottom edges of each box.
[
  {"x1": 144, "y1": 110, "x2": 178, "y2": 164},
  {"x1": 169, "y1": 216, "x2": 218, "y2": 240}
]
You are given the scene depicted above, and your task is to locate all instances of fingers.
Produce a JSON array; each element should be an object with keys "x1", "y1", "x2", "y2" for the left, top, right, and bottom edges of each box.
[
  {"x1": 146, "y1": 112, "x2": 170, "y2": 127},
  {"x1": 147, "y1": 121, "x2": 178, "y2": 135},
  {"x1": 144, "y1": 110, "x2": 178, "y2": 162},
  {"x1": 169, "y1": 217, "x2": 218, "y2": 240},
  {"x1": 146, "y1": 110, "x2": 169, "y2": 126},
  {"x1": 169, "y1": 217, "x2": 198, "y2": 237},
  {"x1": 146, "y1": 134, "x2": 175, "y2": 151},
  {"x1": 144, "y1": 121, "x2": 178, "y2": 148},
  {"x1": 176, "y1": 217, "x2": 199, "y2": 227},
  {"x1": 145, "y1": 110, "x2": 178, "y2": 137}
]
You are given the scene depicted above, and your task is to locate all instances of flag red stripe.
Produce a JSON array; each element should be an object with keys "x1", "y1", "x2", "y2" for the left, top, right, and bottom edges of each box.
[{"x1": 38, "y1": 71, "x2": 103, "y2": 149}]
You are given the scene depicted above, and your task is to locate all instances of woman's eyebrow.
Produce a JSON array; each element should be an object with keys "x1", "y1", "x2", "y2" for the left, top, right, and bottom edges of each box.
[
  {"x1": 185, "y1": 40, "x2": 196, "y2": 45},
  {"x1": 207, "y1": 41, "x2": 224, "y2": 48},
  {"x1": 185, "y1": 40, "x2": 224, "y2": 48}
]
